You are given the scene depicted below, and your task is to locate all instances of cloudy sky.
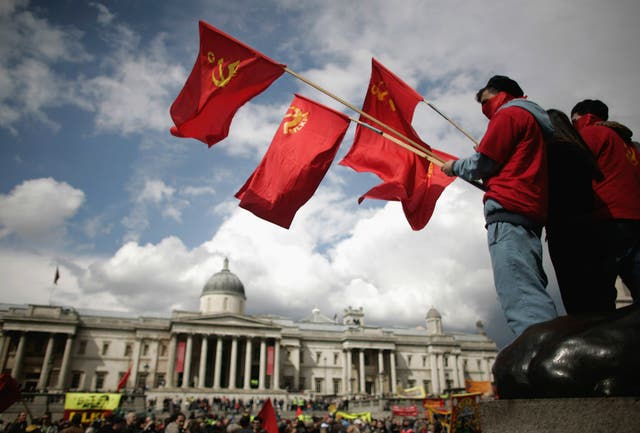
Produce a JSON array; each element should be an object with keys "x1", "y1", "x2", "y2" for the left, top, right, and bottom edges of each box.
[{"x1": 1, "y1": 0, "x2": 638, "y2": 348}]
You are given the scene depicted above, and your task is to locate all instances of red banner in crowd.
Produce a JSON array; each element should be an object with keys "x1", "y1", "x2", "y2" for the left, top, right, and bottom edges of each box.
[
  {"x1": 423, "y1": 398, "x2": 446, "y2": 409},
  {"x1": 266, "y1": 346, "x2": 274, "y2": 376},
  {"x1": 176, "y1": 341, "x2": 186, "y2": 373},
  {"x1": 391, "y1": 405, "x2": 419, "y2": 417}
]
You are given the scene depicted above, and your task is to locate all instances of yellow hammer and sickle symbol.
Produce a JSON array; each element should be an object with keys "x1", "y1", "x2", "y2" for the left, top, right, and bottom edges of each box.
[
  {"x1": 625, "y1": 143, "x2": 639, "y2": 166},
  {"x1": 282, "y1": 106, "x2": 308, "y2": 134},
  {"x1": 426, "y1": 160, "x2": 434, "y2": 179},
  {"x1": 208, "y1": 51, "x2": 240, "y2": 88},
  {"x1": 371, "y1": 81, "x2": 396, "y2": 112}
]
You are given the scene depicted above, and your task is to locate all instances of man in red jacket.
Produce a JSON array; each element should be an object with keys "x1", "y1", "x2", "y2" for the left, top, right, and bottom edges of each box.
[
  {"x1": 442, "y1": 75, "x2": 558, "y2": 336},
  {"x1": 571, "y1": 99, "x2": 640, "y2": 310}
]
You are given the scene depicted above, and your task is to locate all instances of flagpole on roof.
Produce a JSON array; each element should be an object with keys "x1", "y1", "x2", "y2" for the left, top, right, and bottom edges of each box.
[
  {"x1": 283, "y1": 67, "x2": 445, "y2": 164},
  {"x1": 421, "y1": 100, "x2": 480, "y2": 147}
]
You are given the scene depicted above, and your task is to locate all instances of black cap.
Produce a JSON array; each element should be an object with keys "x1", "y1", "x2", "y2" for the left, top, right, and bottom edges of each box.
[
  {"x1": 571, "y1": 99, "x2": 609, "y2": 120},
  {"x1": 483, "y1": 75, "x2": 524, "y2": 98}
]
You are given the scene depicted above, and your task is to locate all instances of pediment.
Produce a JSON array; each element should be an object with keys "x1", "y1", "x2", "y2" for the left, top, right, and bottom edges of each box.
[{"x1": 171, "y1": 313, "x2": 279, "y2": 331}]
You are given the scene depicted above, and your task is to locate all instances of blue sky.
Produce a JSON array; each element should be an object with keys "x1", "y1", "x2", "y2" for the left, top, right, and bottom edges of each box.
[{"x1": 1, "y1": 0, "x2": 639, "y2": 348}]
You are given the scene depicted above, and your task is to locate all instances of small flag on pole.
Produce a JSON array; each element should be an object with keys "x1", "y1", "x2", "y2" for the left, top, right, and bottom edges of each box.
[
  {"x1": 0, "y1": 374, "x2": 21, "y2": 412},
  {"x1": 116, "y1": 366, "x2": 132, "y2": 392},
  {"x1": 54, "y1": 267, "x2": 60, "y2": 285},
  {"x1": 257, "y1": 398, "x2": 279, "y2": 433}
]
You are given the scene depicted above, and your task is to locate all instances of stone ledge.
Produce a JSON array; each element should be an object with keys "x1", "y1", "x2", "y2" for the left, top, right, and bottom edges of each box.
[{"x1": 479, "y1": 397, "x2": 640, "y2": 433}]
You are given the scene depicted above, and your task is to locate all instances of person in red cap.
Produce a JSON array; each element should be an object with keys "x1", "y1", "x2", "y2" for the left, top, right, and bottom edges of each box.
[
  {"x1": 442, "y1": 75, "x2": 558, "y2": 336},
  {"x1": 571, "y1": 99, "x2": 640, "y2": 310}
]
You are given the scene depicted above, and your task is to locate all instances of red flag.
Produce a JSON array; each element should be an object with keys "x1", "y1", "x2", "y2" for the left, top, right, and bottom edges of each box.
[
  {"x1": 236, "y1": 94, "x2": 350, "y2": 228},
  {"x1": 54, "y1": 266, "x2": 60, "y2": 285},
  {"x1": 257, "y1": 398, "x2": 278, "y2": 433},
  {"x1": 340, "y1": 58, "x2": 456, "y2": 230},
  {"x1": 170, "y1": 21, "x2": 286, "y2": 146},
  {"x1": 0, "y1": 374, "x2": 21, "y2": 413},
  {"x1": 116, "y1": 366, "x2": 132, "y2": 392}
]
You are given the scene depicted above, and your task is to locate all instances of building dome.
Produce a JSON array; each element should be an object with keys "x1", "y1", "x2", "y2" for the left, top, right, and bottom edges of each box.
[
  {"x1": 426, "y1": 307, "x2": 442, "y2": 319},
  {"x1": 202, "y1": 258, "x2": 246, "y2": 299}
]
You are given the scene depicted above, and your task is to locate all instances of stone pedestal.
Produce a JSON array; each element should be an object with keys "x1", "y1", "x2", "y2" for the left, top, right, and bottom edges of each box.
[{"x1": 479, "y1": 398, "x2": 640, "y2": 433}]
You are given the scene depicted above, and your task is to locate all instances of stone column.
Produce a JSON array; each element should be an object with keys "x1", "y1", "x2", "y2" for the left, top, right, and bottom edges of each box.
[
  {"x1": 481, "y1": 358, "x2": 490, "y2": 381},
  {"x1": 12, "y1": 333, "x2": 26, "y2": 380},
  {"x1": 273, "y1": 339, "x2": 280, "y2": 390},
  {"x1": 292, "y1": 347, "x2": 300, "y2": 391},
  {"x1": 213, "y1": 337, "x2": 223, "y2": 389},
  {"x1": 56, "y1": 334, "x2": 74, "y2": 389},
  {"x1": 429, "y1": 353, "x2": 439, "y2": 395},
  {"x1": 437, "y1": 354, "x2": 446, "y2": 392},
  {"x1": 130, "y1": 339, "x2": 142, "y2": 388},
  {"x1": 346, "y1": 349, "x2": 352, "y2": 394},
  {"x1": 342, "y1": 351, "x2": 348, "y2": 395},
  {"x1": 487, "y1": 357, "x2": 495, "y2": 382},
  {"x1": 182, "y1": 334, "x2": 193, "y2": 388},
  {"x1": 389, "y1": 351, "x2": 397, "y2": 395},
  {"x1": 358, "y1": 350, "x2": 365, "y2": 393},
  {"x1": 259, "y1": 339, "x2": 266, "y2": 390},
  {"x1": 450, "y1": 354, "x2": 459, "y2": 388},
  {"x1": 456, "y1": 355, "x2": 465, "y2": 389},
  {"x1": 198, "y1": 335, "x2": 208, "y2": 388},
  {"x1": 243, "y1": 338, "x2": 253, "y2": 390},
  {"x1": 0, "y1": 333, "x2": 9, "y2": 372},
  {"x1": 37, "y1": 334, "x2": 55, "y2": 390},
  {"x1": 166, "y1": 334, "x2": 177, "y2": 387},
  {"x1": 151, "y1": 340, "x2": 160, "y2": 380},
  {"x1": 229, "y1": 337, "x2": 238, "y2": 389},
  {"x1": 377, "y1": 350, "x2": 384, "y2": 396}
]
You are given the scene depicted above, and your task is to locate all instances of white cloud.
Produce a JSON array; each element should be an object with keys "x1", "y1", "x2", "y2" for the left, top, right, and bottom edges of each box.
[
  {"x1": 0, "y1": 1, "x2": 92, "y2": 132},
  {"x1": 182, "y1": 186, "x2": 216, "y2": 197},
  {"x1": 82, "y1": 30, "x2": 187, "y2": 135},
  {"x1": 123, "y1": 178, "x2": 186, "y2": 239},
  {"x1": 89, "y1": 2, "x2": 115, "y2": 25},
  {"x1": 0, "y1": 178, "x2": 85, "y2": 240},
  {"x1": 138, "y1": 179, "x2": 175, "y2": 203}
]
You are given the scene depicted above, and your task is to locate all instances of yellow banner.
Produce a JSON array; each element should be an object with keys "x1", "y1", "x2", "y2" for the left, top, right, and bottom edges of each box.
[
  {"x1": 396, "y1": 385, "x2": 426, "y2": 399},
  {"x1": 64, "y1": 393, "x2": 122, "y2": 410},
  {"x1": 464, "y1": 380, "x2": 492, "y2": 394},
  {"x1": 334, "y1": 411, "x2": 372, "y2": 423}
]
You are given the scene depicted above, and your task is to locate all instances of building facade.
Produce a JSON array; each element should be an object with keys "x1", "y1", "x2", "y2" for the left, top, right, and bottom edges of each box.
[{"x1": 0, "y1": 260, "x2": 498, "y2": 398}]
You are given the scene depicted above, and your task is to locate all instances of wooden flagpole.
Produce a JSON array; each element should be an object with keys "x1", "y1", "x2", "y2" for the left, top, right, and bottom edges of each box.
[
  {"x1": 352, "y1": 118, "x2": 485, "y2": 191},
  {"x1": 283, "y1": 67, "x2": 445, "y2": 164},
  {"x1": 284, "y1": 67, "x2": 484, "y2": 191},
  {"x1": 422, "y1": 99, "x2": 480, "y2": 147}
]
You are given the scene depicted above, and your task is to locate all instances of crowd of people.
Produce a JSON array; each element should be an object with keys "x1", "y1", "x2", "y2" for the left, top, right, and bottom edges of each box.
[
  {"x1": 1, "y1": 406, "x2": 448, "y2": 433},
  {"x1": 442, "y1": 75, "x2": 639, "y2": 336}
]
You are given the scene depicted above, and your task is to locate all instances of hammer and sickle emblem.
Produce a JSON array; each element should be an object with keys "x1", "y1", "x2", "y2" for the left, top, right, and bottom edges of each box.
[
  {"x1": 208, "y1": 51, "x2": 240, "y2": 88},
  {"x1": 371, "y1": 81, "x2": 397, "y2": 112},
  {"x1": 426, "y1": 160, "x2": 434, "y2": 179},
  {"x1": 282, "y1": 106, "x2": 309, "y2": 134},
  {"x1": 625, "y1": 143, "x2": 639, "y2": 166}
]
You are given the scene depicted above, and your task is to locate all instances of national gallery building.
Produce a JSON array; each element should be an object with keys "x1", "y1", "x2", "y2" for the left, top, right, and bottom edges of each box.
[{"x1": 0, "y1": 260, "x2": 498, "y2": 399}]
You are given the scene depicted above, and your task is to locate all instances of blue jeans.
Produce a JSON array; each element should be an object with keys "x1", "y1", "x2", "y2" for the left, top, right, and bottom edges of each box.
[{"x1": 487, "y1": 221, "x2": 558, "y2": 336}]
